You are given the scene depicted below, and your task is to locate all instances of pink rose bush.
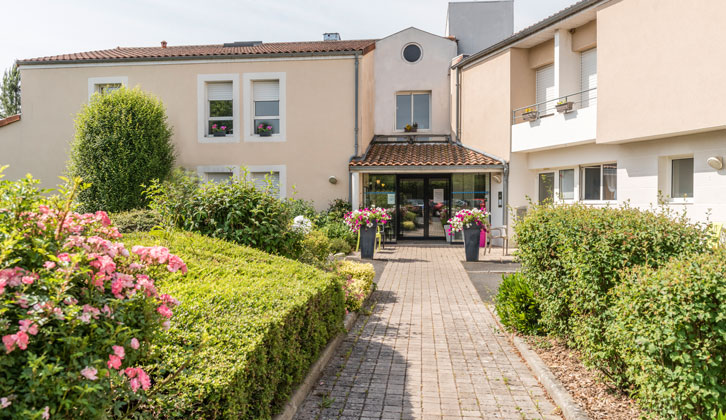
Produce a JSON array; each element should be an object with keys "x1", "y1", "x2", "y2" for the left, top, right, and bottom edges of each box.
[
  {"x1": 343, "y1": 207, "x2": 391, "y2": 233},
  {"x1": 447, "y1": 207, "x2": 490, "y2": 232},
  {"x1": 0, "y1": 172, "x2": 186, "y2": 419}
]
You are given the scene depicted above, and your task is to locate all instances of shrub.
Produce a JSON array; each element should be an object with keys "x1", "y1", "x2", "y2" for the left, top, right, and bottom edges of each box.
[
  {"x1": 515, "y1": 202, "x2": 708, "y2": 381},
  {"x1": 0, "y1": 172, "x2": 185, "y2": 419},
  {"x1": 124, "y1": 231, "x2": 345, "y2": 419},
  {"x1": 402, "y1": 220, "x2": 416, "y2": 231},
  {"x1": 329, "y1": 238, "x2": 352, "y2": 255},
  {"x1": 322, "y1": 199, "x2": 351, "y2": 223},
  {"x1": 319, "y1": 221, "x2": 357, "y2": 248},
  {"x1": 69, "y1": 87, "x2": 175, "y2": 212},
  {"x1": 285, "y1": 198, "x2": 319, "y2": 225},
  {"x1": 111, "y1": 209, "x2": 163, "y2": 233},
  {"x1": 335, "y1": 260, "x2": 375, "y2": 312},
  {"x1": 298, "y1": 230, "x2": 332, "y2": 268},
  {"x1": 494, "y1": 273, "x2": 542, "y2": 335},
  {"x1": 607, "y1": 250, "x2": 726, "y2": 419},
  {"x1": 403, "y1": 211, "x2": 416, "y2": 222},
  {"x1": 146, "y1": 173, "x2": 304, "y2": 258}
]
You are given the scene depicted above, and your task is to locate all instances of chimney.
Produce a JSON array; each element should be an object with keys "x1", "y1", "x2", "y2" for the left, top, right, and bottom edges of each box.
[
  {"x1": 160, "y1": 40, "x2": 167, "y2": 48},
  {"x1": 323, "y1": 33, "x2": 341, "y2": 41}
]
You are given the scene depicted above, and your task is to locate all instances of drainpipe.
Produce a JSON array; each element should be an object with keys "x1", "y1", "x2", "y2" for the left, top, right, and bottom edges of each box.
[
  {"x1": 503, "y1": 162, "x2": 509, "y2": 226},
  {"x1": 455, "y1": 66, "x2": 462, "y2": 142},
  {"x1": 348, "y1": 51, "x2": 360, "y2": 204}
]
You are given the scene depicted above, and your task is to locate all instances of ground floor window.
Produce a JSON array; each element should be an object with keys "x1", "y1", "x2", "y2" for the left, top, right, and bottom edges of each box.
[
  {"x1": 671, "y1": 157, "x2": 694, "y2": 199},
  {"x1": 580, "y1": 163, "x2": 617, "y2": 201},
  {"x1": 250, "y1": 171, "x2": 281, "y2": 198},
  {"x1": 538, "y1": 172, "x2": 555, "y2": 203},
  {"x1": 559, "y1": 169, "x2": 575, "y2": 200}
]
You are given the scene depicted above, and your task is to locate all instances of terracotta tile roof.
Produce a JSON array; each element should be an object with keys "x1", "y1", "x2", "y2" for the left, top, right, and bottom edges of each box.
[
  {"x1": 0, "y1": 114, "x2": 20, "y2": 128},
  {"x1": 350, "y1": 142, "x2": 503, "y2": 167},
  {"x1": 19, "y1": 40, "x2": 377, "y2": 64}
]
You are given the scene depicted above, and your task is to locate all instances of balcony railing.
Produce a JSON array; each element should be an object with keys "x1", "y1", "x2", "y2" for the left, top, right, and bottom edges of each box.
[{"x1": 512, "y1": 87, "x2": 597, "y2": 125}]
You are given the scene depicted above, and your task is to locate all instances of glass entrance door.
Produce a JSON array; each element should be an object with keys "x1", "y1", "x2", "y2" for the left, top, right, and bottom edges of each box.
[{"x1": 397, "y1": 175, "x2": 451, "y2": 239}]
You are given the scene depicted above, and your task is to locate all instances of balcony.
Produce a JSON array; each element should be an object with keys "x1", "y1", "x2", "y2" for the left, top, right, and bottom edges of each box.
[{"x1": 511, "y1": 88, "x2": 597, "y2": 153}]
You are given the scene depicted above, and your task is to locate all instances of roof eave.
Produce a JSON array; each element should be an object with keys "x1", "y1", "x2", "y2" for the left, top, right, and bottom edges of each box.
[{"x1": 349, "y1": 164, "x2": 506, "y2": 172}]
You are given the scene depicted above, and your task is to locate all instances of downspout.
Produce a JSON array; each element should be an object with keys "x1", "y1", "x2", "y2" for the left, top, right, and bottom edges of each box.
[
  {"x1": 503, "y1": 162, "x2": 509, "y2": 226},
  {"x1": 348, "y1": 51, "x2": 360, "y2": 204},
  {"x1": 456, "y1": 66, "x2": 462, "y2": 142}
]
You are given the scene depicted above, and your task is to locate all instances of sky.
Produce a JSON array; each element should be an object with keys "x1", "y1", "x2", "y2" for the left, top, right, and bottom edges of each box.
[{"x1": 0, "y1": 0, "x2": 578, "y2": 71}]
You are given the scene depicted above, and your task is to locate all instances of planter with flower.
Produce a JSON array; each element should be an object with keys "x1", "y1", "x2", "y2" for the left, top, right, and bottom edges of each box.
[
  {"x1": 257, "y1": 122, "x2": 273, "y2": 137},
  {"x1": 211, "y1": 123, "x2": 228, "y2": 137},
  {"x1": 522, "y1": 107, "x2": 539, "y2": 122},
  {"x1": 555, "y1": 99, "x2": 574, "y2": 113},
  {"x1": 404, "y1": 122, "x2": 418, "y2": 133},
  {"x1": 447, "y1": 208, "x2": 490, "y2": 261},
  {"x1": 344, "y1": 207, "x2": 391, "y2": 259}
]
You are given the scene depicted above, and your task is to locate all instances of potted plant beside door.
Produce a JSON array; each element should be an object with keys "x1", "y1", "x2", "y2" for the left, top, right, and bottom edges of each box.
[
  {"x1": 447, "y1": 208, "x2": 490, "y2": 261},
  {"x1": 344, "y1": 207, "x2": 391, "y2": 259}
]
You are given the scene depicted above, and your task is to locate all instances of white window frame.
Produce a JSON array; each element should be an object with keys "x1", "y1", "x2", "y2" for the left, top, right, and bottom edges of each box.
[
  {"x1": 394, "y1": 91, "x2": 432, "y2": 132},
  {"x1": 88, "y1": 76, "x2": 128, "y2": 100},
  {"x1": 667, "y1": 155, "x2": 695, "y2": 204},
  {"x1": 245, "y1": 165, "x2": 287, "y2": 198},
  {"x1": 556, "y1": 167, "x2": 578, "y2": 203},
  {"x1": 196, "y1": 165, "x2": 241, "y2": 182},
  {"x1": 579, "y1": 162, "x2": 618, "y2": 203},
  {"x1": 537, "y1": 171, "x2": 555, "y2": 203},
  {"x1": 243, "y1": 72, "x2": 286, "y2": 142},
  {"x1": 197, "y1": 74, "x2": 240, "y2": 144}
]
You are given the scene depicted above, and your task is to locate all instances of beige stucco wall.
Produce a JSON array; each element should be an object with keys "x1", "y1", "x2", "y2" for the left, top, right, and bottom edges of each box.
[
  {"x1": 459, "y1": 50, "x2": 511, "y2": 161},
  {"x1": 597, "y1": 0, "x2": 726, "y2": 144},
  {"x1": 528, "y1": 39, "x2": 554, "y2": 69},
  {"x1": 510, "y1": 48, "x2": 535, "y2": 112},
  {"x1": 1, "y1": 56, "x2": 363, "y2": 210},
  {"x1": 358, "y1": 51, "x2": 376, "y2": 154},
  {"x1": 572, "y1": 20, "x2": 597, "y2": 52}
]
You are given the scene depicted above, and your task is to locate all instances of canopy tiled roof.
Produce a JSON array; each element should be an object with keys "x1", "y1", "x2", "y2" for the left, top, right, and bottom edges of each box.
[
  {"x1": 350, "y1": 142, "x2": 502, "y2": 167},
  {"x1": 19, "y1": 40, "x2": 376, "y2": 64}
]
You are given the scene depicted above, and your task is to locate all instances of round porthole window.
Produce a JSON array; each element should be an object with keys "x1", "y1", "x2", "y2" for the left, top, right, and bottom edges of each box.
[{"x1": 402, "y1": 43, "x2": 422, "y2": 63}]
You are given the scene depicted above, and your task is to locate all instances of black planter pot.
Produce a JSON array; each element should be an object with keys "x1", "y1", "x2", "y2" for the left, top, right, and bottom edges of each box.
[
  {"x1": 359, "y1": 221, "x2": 378, "y2": 259},
  {"x1": 213, "y1": 131, "x2": 227, "y2": 137},
  {"x1": 258, "y1": 131, "x2": 272, "y2": 137},
  {"x1": 463, "y1": 225, "x2": 481, "y2": 262}
]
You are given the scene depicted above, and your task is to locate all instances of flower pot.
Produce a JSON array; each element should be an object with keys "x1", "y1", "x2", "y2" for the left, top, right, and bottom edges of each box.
[
  {"x1": 258, "y1": 131, "x2": 272, "y2": 137},
  {"x1": 213, "y1": 131, "x2": 226, "y2": 137},
  {"x1": 463, "y1": 225, "x2": 481, "y2": 262},
  {"x1": 359, "y1": 221, "x2": 378, "y2": 259},
  {"x1": 522, "y1": 111, "x2": 539, "y2": 122},
  {"x1": 556, "y1": 102, "x2": 573, "y2": 113},
  {"x1": 444, "y1": 224, "x2": 452, "y2": 243}
]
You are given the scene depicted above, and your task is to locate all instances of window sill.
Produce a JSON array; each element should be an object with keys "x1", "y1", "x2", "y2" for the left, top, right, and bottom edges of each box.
[
  {"x1": 580, "y1": 200, "x2": 618, "y2": 205},
  {"x1": 199, "y1": 134, "x2": 239, "y2": 144},
  {"x1": 667, "y1": 198, "x2": 694, "y2": 205},
  {"x1": 244, "y1": 133, "x2": 286, "y2": 143}
]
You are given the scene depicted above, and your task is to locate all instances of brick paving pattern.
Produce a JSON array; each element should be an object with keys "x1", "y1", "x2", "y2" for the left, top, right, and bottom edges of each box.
[{"x1": 294, "y1": 245, "x2": 561, "y2": 420}]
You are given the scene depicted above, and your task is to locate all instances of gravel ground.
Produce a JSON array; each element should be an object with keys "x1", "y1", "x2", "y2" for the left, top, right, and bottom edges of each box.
[{"x1": 524, "y1": 336, "x2": 643, "y2": 420}]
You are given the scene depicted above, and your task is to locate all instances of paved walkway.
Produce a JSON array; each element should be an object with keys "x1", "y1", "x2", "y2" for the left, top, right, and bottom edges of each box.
[{"x1": 294, "y1": 245, "x2": 561, "y2": 420}]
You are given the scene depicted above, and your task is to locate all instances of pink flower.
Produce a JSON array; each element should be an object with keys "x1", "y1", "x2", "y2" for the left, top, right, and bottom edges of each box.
[
  {"x1": 43, "y1": 261, "x2": 55, "y2": 269},
  {"x1": 124, "y1": 367, "x2": 151, "y2": 391},
  {"x1": 0, "y1": 397, "x2": 10, "y2": 408},
  {"x1": 2, "y1": 335, "x2": 16, "y2": 353},
  {"x1": 57, "y1": 253, "x2": 70, "y2": 263},
  {"x1": 21, "y1": 276, "x2": 34, "y2": 285},
  {"x1": 80, "y1": 366, "x2": 98, "y2": 380},
  {"x1": 212, "y1": 123, "x2": 217, "y2": 129},
  {"x1": 220, "y1": 126, "x2": 226, "y2": 130},
  {"x1": 157, "y1": 305, "x2": 172, "y2": 318},
  {"x1": 15, "y1": 331, "x2": 29, "y2": 350},
  {"x1": 166, "y1": 255, "x2": 187, "y2": 274},
  {"x1": 42, "y1": 406, "x2": 49, "y2": 420},
  {"x1": 130, "y1": 338, "x2": 140, "y2": 350},
  {"x1": 113, "y1": 345, "x2": 125, "y2": 359},
  {"x1": 107, "y1": 354, "x2": 122, "y2": 370},
  {"x1": 19, "y1": 320, "x2": 38, "y2": 336},
  {"x1": 162, "y1": 320, "x2": 170, "y2": 330}
]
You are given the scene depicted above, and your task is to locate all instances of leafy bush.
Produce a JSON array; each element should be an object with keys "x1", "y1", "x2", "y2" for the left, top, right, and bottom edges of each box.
[
  {"x1": 0, "y1": 172, "x2": 185, "y2": 419},
  {"x1": 298, "y1": 230, "x2": 332, "y2": 268},
  {"x1": 403, "y1": 211, "x2": 416, "y2": 222},
  {"x1": 111, "y1": 209, "x2": 162, "y2": 233},
  {"x1": 606, "y1": 250, "x2": 726, "y2": 419},
  {"x1": 329, "y1": 238, "x2": 352, "y2": 255},
  {"x1": 69, "y1": 87, "x2": 175, "y2": 212},
  {"x1": 319, "y1": 221, "x2": 356, "y2": 248},
  {"x1": 285, "y1": 198, "x2": 319, "y2": 225},
  {"x1": 322, "y1": 199, "x2": 351, "y2": 223},
  {"x1": 495, "y1": 273, "x2": 542, "y2": 335},
  {"x1": 124, "y1": 231, "x2": 345, "y2": 419},
  {"x1": 335, "y1": 260, "x2": 375, "y2": 312},
  {"x1": 146, "y1": 172, "x2": 304, "y2": 258},
  {"x1": 402, "y1": 221, "x2": 416, "y2": 231},
  {"x1": 514, "y1": 202, "x2": 708, "y2": 380}
]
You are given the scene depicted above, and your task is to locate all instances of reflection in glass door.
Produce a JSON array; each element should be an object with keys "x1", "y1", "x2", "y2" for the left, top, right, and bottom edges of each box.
[
  {"x1": 427, "y1": 178, "x2": 450, "y2": 238},
  {"x1": 398, "y1": 178, "x2": 425, "y2": 238}
]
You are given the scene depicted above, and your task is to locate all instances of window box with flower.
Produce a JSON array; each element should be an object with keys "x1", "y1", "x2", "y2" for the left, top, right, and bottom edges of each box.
[
  {"x1": 556, "y1": 100, "x2": 574, "y2": 113},
  {"x1": 211, "y1": 123, "x2": 228, "y2": 137},
  {"x1": 257, "y1": 122, "x2": 273, "y2": 137},
  {"x1": 522, "y1": 107, "x2": 539, "y2": 122}
]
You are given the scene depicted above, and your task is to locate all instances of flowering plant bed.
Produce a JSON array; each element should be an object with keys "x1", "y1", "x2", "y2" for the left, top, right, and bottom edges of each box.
[
  {"x1": 447, "y1": 208, "x2": 489, "y2": 232},
  {"x1": 343, "y1": 207, "x2": 391, "y2": 233},
  {"x1": 0, "y1": 172, "x2": 186, "y2": 419}
]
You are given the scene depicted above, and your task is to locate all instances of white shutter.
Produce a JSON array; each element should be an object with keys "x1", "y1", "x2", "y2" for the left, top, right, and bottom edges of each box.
[
  {"x1": 207, "y1": 82, "x2": 233, "y2": 101},
  {"x1": 580, "y1": 48, "x2": 597, "y2": 108},
  {"x1": 535, "y1": 65, "x2": 555, "y2": 114},
  {"x1": 251, "y1": 172, "x2": 281, "y2": 197},
  {"x1": 253, "y1": 81, "x2": 280, "y2": 101}
]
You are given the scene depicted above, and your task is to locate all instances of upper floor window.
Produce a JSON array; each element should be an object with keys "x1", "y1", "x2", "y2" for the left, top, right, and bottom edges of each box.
[
  {"x1": 402, "y1": 43, "x2": 422, "y2": 63},
  {"x1": 96, "y1": 83, "x2": 121, "y2": 95},
  {"x1": 87, "y1": 76, "x2": 127, "y2": 100},
  {"x1": 207, "y1": 82, "x2": 234, "y2": 136},
  {"x1": 253, "y1": 80, "x2": 280, "y2": 135},
  {"x1": 581, "y1": 163, "x2": 616, "y2": 201},
  {"x1": 535, "y1": 65, "x2": 555, "y2": 114},
  {"x1": 580, "y1": 48, "x2": 597, "y2": 108},
  {"x1": 396, "y1": 92, "x2": 430, "y2": 131},
  {"x1": 197, "y1": 74, "x2": 239, "y2": 143}
]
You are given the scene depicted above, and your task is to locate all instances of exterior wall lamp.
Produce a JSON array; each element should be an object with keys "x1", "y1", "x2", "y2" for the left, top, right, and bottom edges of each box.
[
  {"x1": 329, "y1": 176, "x2": 338, "y2": 184},
  {"x1": 707, "y1": 156, "x2": 723, "y2": 170}
]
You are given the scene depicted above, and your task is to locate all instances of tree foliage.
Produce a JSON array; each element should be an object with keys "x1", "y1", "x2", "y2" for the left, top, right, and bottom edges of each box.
[{"x1": 0, "y1": 64, "x2": 20, "y2": 118}]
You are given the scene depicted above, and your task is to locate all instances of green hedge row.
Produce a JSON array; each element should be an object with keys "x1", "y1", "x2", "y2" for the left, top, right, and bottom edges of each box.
[
  {"x1": 506, "y1": 202, "x2": 722, "y2": 419},
  {"x1": 125, "y1": 231, "x2": 345, "y2": 419}
]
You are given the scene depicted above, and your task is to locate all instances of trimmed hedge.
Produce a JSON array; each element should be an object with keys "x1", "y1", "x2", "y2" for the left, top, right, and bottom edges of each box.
[
  {"x1": 495, "y1": 273, "x2": 542, "y2": 335},
  {"x1": 514, "y1": 202, "x2": 708, "y2": 381},
  {"x1": 607, "y1": 250, "x2": 726, "y2": 419},
  {"x1": 125, "y1": 231, "x2": 345, "y2": 419},
  {"x1": 111, "y1": 208, "x2": 162, "y2": 233},
  {"x1": 336, "y1": 260, "x2": 375, "y2": 312}
]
